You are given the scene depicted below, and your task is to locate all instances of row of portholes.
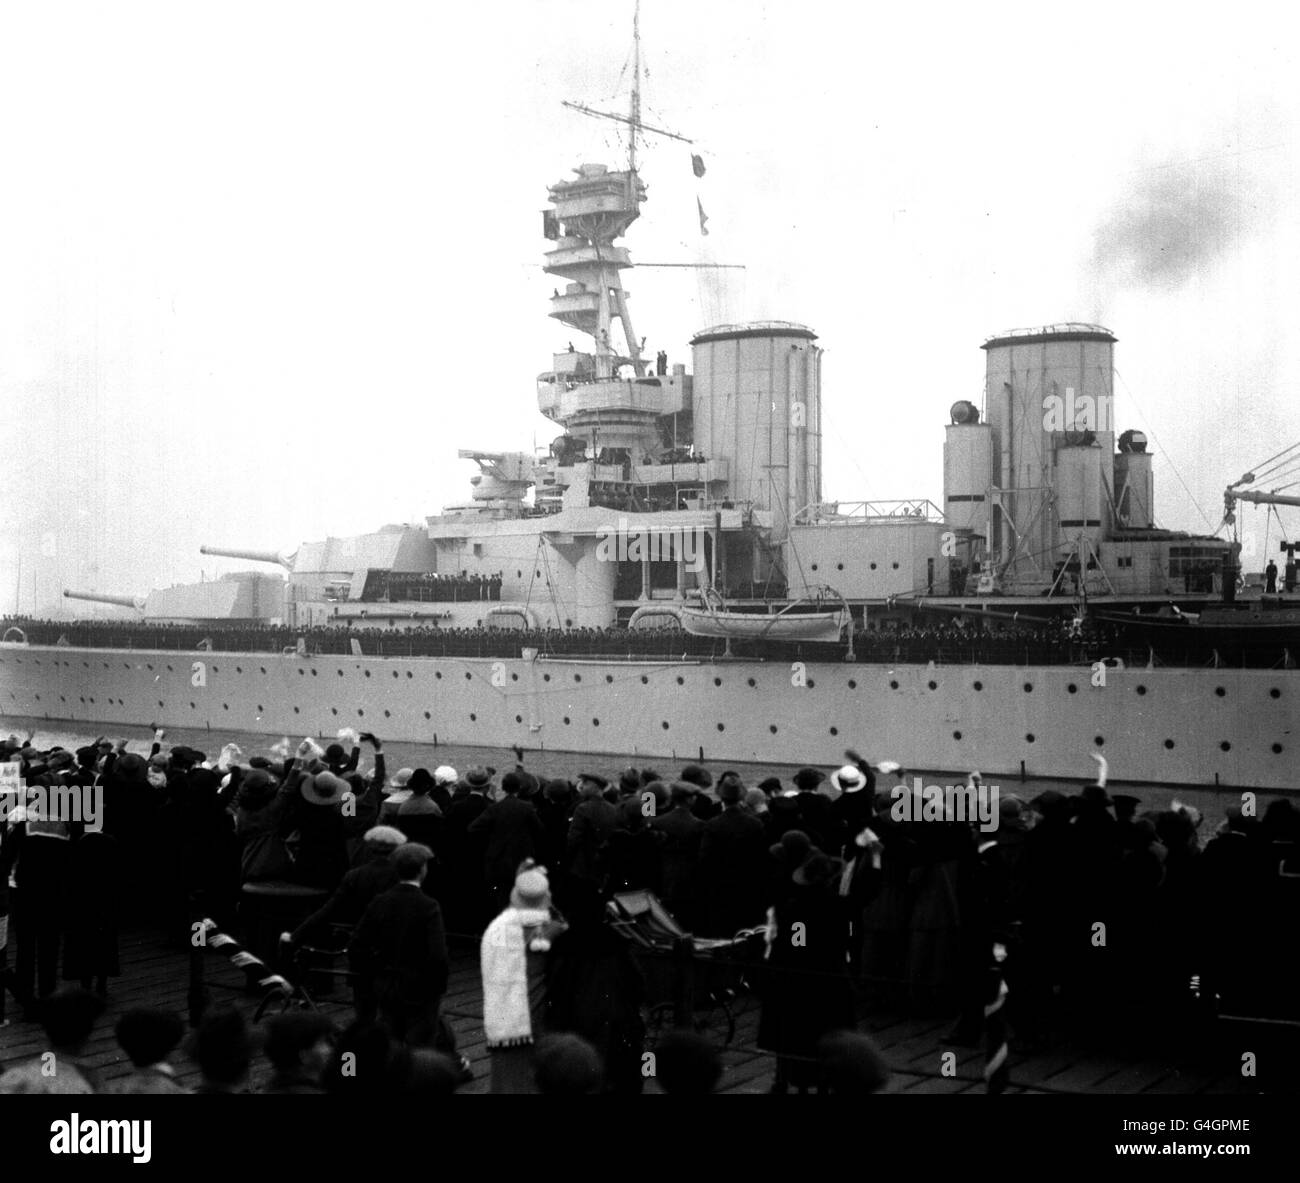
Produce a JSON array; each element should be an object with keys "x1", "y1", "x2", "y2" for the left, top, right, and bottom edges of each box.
[
  {"x1": 4, "y1": 655, "x2": 1289, "y2": 704},
  {"x1": 809, "y1": 561, "x2": 901, "y2": 572}
]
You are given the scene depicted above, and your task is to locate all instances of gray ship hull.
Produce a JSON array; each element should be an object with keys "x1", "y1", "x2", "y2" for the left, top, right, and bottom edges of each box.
[{"x1": 2, "y1": 643, "x2": 1294, "y2": 790}]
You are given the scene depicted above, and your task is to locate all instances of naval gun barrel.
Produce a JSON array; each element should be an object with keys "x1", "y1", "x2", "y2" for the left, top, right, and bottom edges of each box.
[
  {"x1": 63, "y1": 589, "x2": 147, "y2": 611},
  {"x1": 200, "y1": 544, "x2": 294, "y2": 570}
]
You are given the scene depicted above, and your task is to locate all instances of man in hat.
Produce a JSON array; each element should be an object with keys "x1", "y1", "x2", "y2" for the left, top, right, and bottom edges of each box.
[
  {"x1": 680, "y1": 765, "x2": 720, "y2": 821},
  {"x1": 442, "y1": 766, "x2": 495, "y2": 938},
  {"x1": 565, "y1": 774, "x2": 618, "y2": 905},
  {"x1": 285, "y1": 824, "x2": 409, "y2": 968},
  {"x1": 396, "y1": 769, "x2": 444, "y2": 858},
  {"x1": 470, "y1": 770, "x2": 545, "y2": 910},
  {"x1": 379, "y1": 767, "x2": 416, "y2": 821},
  {"x1": 349, "y1": 843, "x2": 449, "y2": 1046},
  {"x1": 699, "y1": 776, "x2": 768, "y2": 937},
  {"x1": 792, "y1": 767, "x2": 839, "y2": 853}
]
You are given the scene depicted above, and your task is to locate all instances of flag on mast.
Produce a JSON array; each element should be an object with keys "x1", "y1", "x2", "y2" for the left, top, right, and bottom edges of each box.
[{"x1": 697, "y1": 197, "x2": 709, "y2": 236}]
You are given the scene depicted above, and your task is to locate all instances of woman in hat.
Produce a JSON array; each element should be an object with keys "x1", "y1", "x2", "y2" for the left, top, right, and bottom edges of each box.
[
  {"x1": 480, "y1": 862, "x2": 567, "y2": 1093},
  {"x1": 757, "y1": 849, "x2": 856, "y2": 1093}
]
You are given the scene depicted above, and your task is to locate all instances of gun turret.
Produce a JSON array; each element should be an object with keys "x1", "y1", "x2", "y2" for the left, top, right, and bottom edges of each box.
[
  {"x1": 63, "y1": 589, "x2": 147, "y2": 612},
  {"x1": 200, "y1": 544, "x2": 295, "y2": 570}
]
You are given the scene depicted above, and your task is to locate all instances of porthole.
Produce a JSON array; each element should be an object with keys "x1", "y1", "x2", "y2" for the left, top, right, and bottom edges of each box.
[
  {"x1": 469, "y1": 713, "x2": 476, "y2": 721},
  {"x1": 364, "y1": 670, "x2": 371, "y2": 678},
  {"x1": 889, "y1": 680, "x2": 899, "y2": 690},
  {"x1": 747, "y1": 678, "x2": 756, "y2": 688},
  {"x1": 641, "y1": 676, "x2": 649, "y2": 685},
  {"x1": 829, "y1": 726, "x2": 838, "y2": 736},
  {"x1": 406, "y1": 671, "x2": 413, "y2": 679},
  {"x1": 811, "y1": 563, "x2": 819, "y2": 572},
  {"x1": 769, "y1": 724, "x2": 778, "y2": 734},
  {"x1": 1272, "y1": 743, "x2": 1284, "y2": 754},
  {"x1": 592, "y1": 718, "x2": 600, "y2": 727},
  {"x1": 147, "y1": 663, "x2": 154, "y2": 671},
  {"x1": 260, "y1": 667, "x2": 267, "y2": 675},
  {"x1": 713, "y1": 677, "x2": 722, "y2": 687},
  {"x1": 1023, "y1": 682, "x2": 1033, "y2": 693},
  {"x1": 605, "y1": 675, "x2": 613, "y2": 684},
  {"x1": 1164, "y1": 739, "x2": 1174, "y2": 749},
  {"x1": 435, "y1": 672, "x2": 442, "y2": 679},
  {"x1": 236, "y1": 666, "x2": 242, "y2": 674},
  {"x1": 338, "y1": 669, "x2": 344, "y2": 677},
  {"x1": 807, "y1": 679, "x2": 815, "y2": 688},
  {"x1": 543, "y1": 674, "x2": 550, "y2": 682},
  {"x1": 190, "y1": 702, "x2": 195, "y2": 709},
  {"x1": 331, "y1": 708, "x2": 338, "y2": 715},
  {"x1": 465, "y1": 672, "x2": 472, "y2": 680},
  {"x1": 973, "y1": 681, "x2": 983, "y2": 691},
  {"x1": 311, "y1": 669, "x2": 318, "y2": 677},
  {"x1": 563, "y1": 717, "x2": 570, "y2": 724},
  {"x1": 257, "y1": 705, "x2": 263, "y2": 713},
  {"x1": 662, "y1": 721, "x2": 670, "y2": 730},
  {"x1": 891, "y1": 562, "x2": 899, "y2": 570},
  {"x1": 358, "y1": 709, "x2": 365, "y2": 717},
  {"x1": 512, "y1": 673, "x2": 520, "y2": 682},
  {"x1": 1025, "y1": 733, "x2": 1035, "y2": 743},
  {"x1": 717, "y1": 723, "x2": 725, "y2": 732},
  {"x1": 222, "y1": 703, "x2": 228, "y2": 711},
  {"x1": 869, "y1": 562, "x2": 877, "y2": 571},
  {"x1": 294, "y1": 706, "x2": 301, "y2": 714},
  {"x1": 158, "y1": 700, "x2": 164, "y2": 708},
  {"x1": 384, "y1": 709, "x2": 390, "y2": 718},
  {"x1": 928, "y1": 680, "x2": 937, "y2": 691},
  {"x1": 212, "y1": 665, "x2": 219, "y2": 673},
  {"x1": 836, "y1": 562, "x2": 844, "y2": 571},
  {"x1": 1215, "y1": 686, "x2": 1225, "y2": 697},
  {"x1": 1220, "y1": 741, "x2": 1230, "y2": 751},
  {"x1": 1095, "y1": 736, "x2": 1105, "y2": 746},
  {"x1": 1270, "y1": 687, "x2": 1281, "y2": 699},
  {"x1": 953, "y1": 730, "x2": 962, "y2": 740},
  {"x1": 424, "y1": 711, "x2": 431, "y2": 720},
  {"x1": 1136, "y1": 685, "x2": 1147, "y2": 696},
  {"x1": 1067, "y1": 684, "x2": 1078, "y2": 694},
  {"x1": 574, "y1": 674, "x2": 582, "y2": 683},
  {"x1": 393, "y1": 671, "x2": 400, "y2": 678},
  {"x1": 676, "y1": 676, "x2": 685, "y2": 685},
  {"x1": 848, "y1": 679, "x2": 857, "y2": 690},
  {"x1": 299, "y1": 669, "x2": 305, "y2": 677}
]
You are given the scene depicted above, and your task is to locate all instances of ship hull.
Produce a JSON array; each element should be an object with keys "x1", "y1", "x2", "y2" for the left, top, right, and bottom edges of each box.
[{"x1": 2, "y1": 644, "x2": 1294, "y2": 790}]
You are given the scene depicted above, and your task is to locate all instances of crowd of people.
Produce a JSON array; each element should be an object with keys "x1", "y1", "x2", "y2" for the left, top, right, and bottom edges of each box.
[
  {"x1": 4, "y1": 613, "x2": 1178, "y2": 668},
  {"x1": 357, "y1": 571, "x2": 504, "y2": 604},
  {"x1": 1, "y1": 721, "x2": 1295, "y2": 1095}
]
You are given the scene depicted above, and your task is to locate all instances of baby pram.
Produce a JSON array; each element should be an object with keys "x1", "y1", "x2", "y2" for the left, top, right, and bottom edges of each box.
[{"x1": 606, "y1": 890, "x2": 766, "y2": 1046}]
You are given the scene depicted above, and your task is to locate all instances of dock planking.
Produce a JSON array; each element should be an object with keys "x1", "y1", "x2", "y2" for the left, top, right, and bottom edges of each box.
[{"x1": 0, "y1": 925, "x2": 1262, "y2": 1095}]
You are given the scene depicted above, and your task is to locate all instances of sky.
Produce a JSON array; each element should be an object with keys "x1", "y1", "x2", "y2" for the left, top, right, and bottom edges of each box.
[{"x1": 2, "y1": 0, "x2": 1298, "y2": 614}]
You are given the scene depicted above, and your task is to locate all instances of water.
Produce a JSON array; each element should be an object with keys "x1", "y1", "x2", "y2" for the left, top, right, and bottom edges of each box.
[{"x1": 1, "y1": 714, "x2": 1272, "y2": 825}]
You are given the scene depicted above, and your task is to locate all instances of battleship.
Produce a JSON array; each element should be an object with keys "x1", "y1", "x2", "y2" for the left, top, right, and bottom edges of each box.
[{"x1": 2, "y1": 15, "x2": 1297, "y2": 791}]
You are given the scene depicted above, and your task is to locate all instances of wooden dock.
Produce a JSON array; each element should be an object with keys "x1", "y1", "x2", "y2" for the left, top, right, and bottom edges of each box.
[{"x1": 0, "y1": 928, "x2": 1265, "y2": 1095}]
